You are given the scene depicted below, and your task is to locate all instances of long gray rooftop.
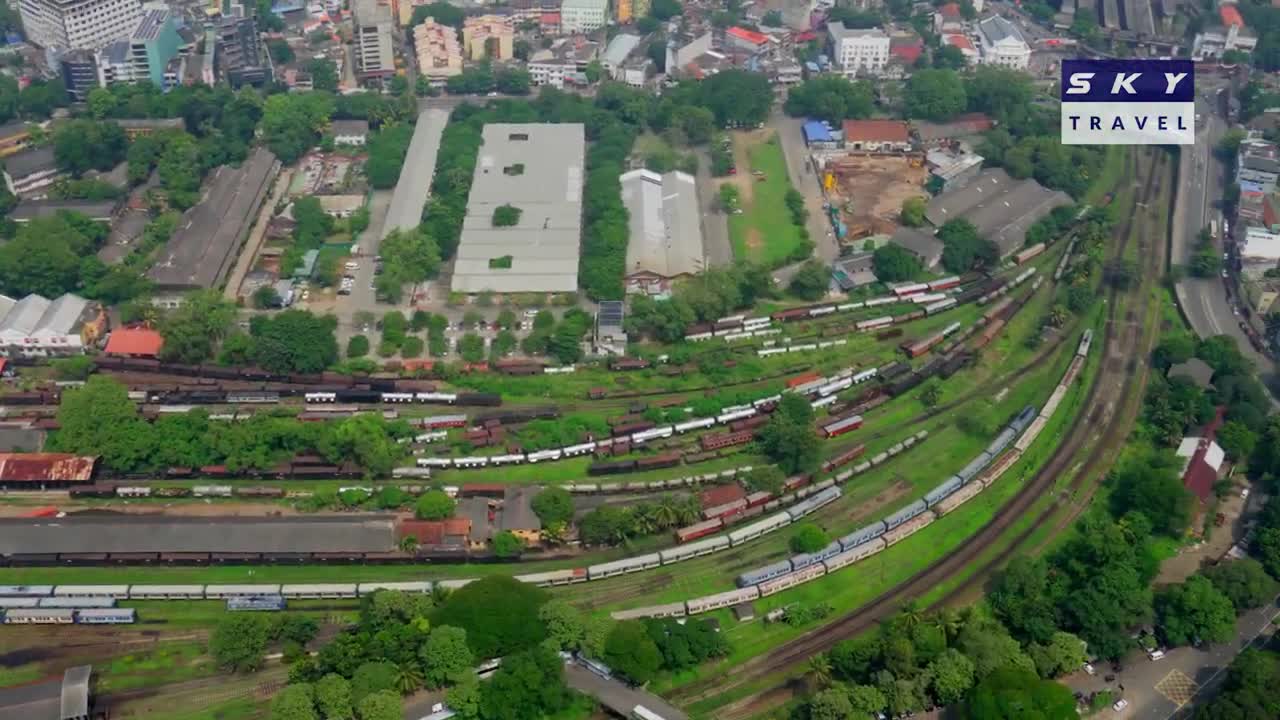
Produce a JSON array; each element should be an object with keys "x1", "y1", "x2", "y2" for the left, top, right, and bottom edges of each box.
[{"x1": 451, "y1": 123, "x2": 584, "y2": 293}]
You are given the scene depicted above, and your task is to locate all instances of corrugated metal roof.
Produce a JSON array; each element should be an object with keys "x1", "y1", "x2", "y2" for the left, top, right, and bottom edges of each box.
[
  {"x1": 978, "y1": 16, "x2": 1025, "y2": 46},
  {"x1": 0, "y1": 453, "x2": 97, "y2": 483},
  {"x1": 34, "y1": 294, "x2": 88, "y2": 336},
  {"x1": 0, "y1": 295, "x2": 49, "y2": 335},
  {"x1": 60, "y1": 665, "x2": 91, "y2": 719},
  {"x1": 621, "y1": 169, "x2": 704, "y2": 280}
]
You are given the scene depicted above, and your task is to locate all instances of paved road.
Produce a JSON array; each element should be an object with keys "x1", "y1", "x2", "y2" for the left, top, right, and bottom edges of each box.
[
  {"x1": 224, "y1": 166, "x2": 291, "y2": 301},
  {"x1": 1171, "y1": 84, "x2": 1276, "y2": 381},
  {"x1": 695, "y1": 145, "x2": 733, "y2": 268},
  {"x1": 563, "y1": 662, "x2": 688, "y2": 720}
]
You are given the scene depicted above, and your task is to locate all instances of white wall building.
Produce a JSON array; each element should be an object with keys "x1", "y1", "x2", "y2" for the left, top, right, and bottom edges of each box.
[
  {"x1": 828, "y1": 22, "x2": 890, "y2": 78},
  {"x1": 0, "y1": 293, "x2": 95, "y2": 357},
  {"x1": 1242, "y1": 226, "x2": 1280, "y2": 278},
  {"x1": 18, "y1": 0, "x2": 142, "y2": 51},
  {"x1": 560, "y1": 0, "x2": 608, "y2": 33},
  {"x1": 976, "y1": 16, "x2": 1030, "y2": 70}
]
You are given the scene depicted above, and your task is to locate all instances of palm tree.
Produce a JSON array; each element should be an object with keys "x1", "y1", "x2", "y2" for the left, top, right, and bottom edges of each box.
[
  {"x1": 396, "y1": 665, "x2": 423, "y2": 694},
  {"x1": 933, "y1": 607, "x2": 964, "y2": 642},
  {"x1": 675, "y1": 496, "x2": 701, "y2": 525},
  {"x1": 632, "y1": 504, "x2": 658, "y2": 534},
  {"x1": 896, "y1": 600, "x2": 925, "y2": 633},
  {"x1": 399, "y1": 536, "x2": 419, "y2": 553},
  {"x1": 807, "y1": 653, "x2": 833, "y2": 689},
  {"x1": 652, "y1": 494, "x2": 680, "y2": 529}
]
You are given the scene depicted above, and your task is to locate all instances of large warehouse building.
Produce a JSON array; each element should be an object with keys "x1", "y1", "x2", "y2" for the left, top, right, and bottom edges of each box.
[
  {"x1": 620, "y1": 168, "x2": 704, "y2": 295},
  {"x1": 924, "y1": 168, "x2": 1070, "y2": 257},
  {"x1": 451, "y1": 123, "x2": 585, "y2": 294}
]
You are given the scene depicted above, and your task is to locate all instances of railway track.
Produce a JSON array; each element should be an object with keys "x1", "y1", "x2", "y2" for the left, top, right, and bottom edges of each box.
[{"x1": 674, "y1": 149, "x2": 1169, "y2": 717}]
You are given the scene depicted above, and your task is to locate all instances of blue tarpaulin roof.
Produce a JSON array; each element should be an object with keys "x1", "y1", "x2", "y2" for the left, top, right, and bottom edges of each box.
[{"x1": 803, "y1": 121, "x2": 833, "y2": 144}]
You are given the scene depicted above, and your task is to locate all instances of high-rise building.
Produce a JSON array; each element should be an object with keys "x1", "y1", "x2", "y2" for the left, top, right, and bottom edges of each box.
[
  {"x1": 216, "y1": 15, "x2": 270, "y2": 87},
  {"x1": 560, "y1": 0, "x2": 608, "y2": 33},
  {"x1": 352, "y1": 0, "x2": 394, "y2": 82},
  {"x1": 18, "y1": 0, "x2": 142, "y2": 51},
  {"x1": 126, "y1": 6, "x2": 182, "y2": 87},
  {"x1": 59, "y1": 49, "x2": 98, "y2": 100}
]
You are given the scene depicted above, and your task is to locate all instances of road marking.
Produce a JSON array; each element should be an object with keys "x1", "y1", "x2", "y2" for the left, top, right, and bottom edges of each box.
[{"x1": 1155, "y1": 669, "x2": 1198, "y2": 707}]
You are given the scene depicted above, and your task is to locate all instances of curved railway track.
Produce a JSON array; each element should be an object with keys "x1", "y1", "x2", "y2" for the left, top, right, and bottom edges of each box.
[{"x1": 672, "y1": 149, "x2": 1169, "y2": 716}]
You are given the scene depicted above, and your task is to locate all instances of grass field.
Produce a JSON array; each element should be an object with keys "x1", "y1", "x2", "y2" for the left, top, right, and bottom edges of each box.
[{"x1": 727, "y1": 135, "x2": 805, "y2": 266}]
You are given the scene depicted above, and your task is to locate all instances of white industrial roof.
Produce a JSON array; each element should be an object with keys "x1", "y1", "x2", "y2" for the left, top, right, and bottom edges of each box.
[
  {"x1": 451, "y1": 123, "x2": 585, "y2": 293},
  {"x1": 620, "y1": 169, "x2": 705, "y2": 279}
]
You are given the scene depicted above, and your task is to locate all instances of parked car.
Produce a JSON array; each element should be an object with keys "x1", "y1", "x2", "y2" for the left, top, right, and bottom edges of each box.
[
  {"x1": 1113, "y1": 699, "x2": 1129, "y2": 712},
  {"x1": 1148, "y1": 649, "x2": 1165, "y2": 661}
]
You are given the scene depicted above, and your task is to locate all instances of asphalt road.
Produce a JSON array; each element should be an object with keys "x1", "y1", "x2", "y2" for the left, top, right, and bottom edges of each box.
[
  {"x1": 1170, "y1": 84, "x2": 1276, "y2": 380},
  {"x1": 770, "y1": 110, "x2": 839, "y2": 287}
]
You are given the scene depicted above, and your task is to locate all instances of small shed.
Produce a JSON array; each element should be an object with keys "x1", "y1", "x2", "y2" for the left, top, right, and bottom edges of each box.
[
  {"x1": 732, "y1": 602, "x2": 756, "y2": 622},
  {"x1": 802, "y1": 120, "x2": 835, "y2": 147}
]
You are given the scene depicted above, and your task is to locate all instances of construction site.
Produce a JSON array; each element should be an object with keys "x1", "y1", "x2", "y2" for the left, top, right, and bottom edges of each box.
[{"x1": 820, "y1": 153, "x2": 929, "y2": 250}]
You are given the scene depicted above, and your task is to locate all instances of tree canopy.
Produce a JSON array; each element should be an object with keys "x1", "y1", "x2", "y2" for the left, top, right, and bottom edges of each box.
[
  {"x1": 431, "y1": 577, "x2": 548, "y2": 658},
  {"x1": 873, "y1": 244, "x2": 922, "y2": 282},
  {"x1": 758, "y1": 394, "x2": 820, "y2": 474},
  {"x1": 784, "y1": 76, "x2": 875, "y2": 124}
]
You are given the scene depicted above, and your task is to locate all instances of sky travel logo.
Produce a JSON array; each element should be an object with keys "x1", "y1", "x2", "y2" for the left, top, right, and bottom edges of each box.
[{"x1": 1060, "y1": 59, "x2": 1195, "y2": 145}]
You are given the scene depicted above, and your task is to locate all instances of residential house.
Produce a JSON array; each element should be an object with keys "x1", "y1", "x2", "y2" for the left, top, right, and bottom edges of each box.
[
  {"x1": 462, "y1": 15, "x2": 514, "y2": 61},
  {"x1": 842, "y1": 119, "x2": 912, "y2": 153},
  {"x1": 330, "y1": 119, "x2": 369, "y2": 146}
]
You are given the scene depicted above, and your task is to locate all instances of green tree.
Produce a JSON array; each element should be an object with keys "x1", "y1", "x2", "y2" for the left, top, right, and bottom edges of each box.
[
  {"x1": 790, "y1": 522, "x2": 830, "y2": 553},
  {"x1": 52, "y1": 119, "x2": 128, "y2": 176},
  {"x1": 415, "y1": 489, "x2": 455, "y2": 519},
  {"x1": 1109, "y1": 450, "x2": 1193, "y2": 537},
  {"x1": 1027, "y1": 631, "x2": 1087, "y2": 679},
  {"x1": 492, "y1": 530, "x2": 523, "y2": 558},
  {"x1": 478, "y1": 646, "x2": 569, "y2": 720},
  {"x1": 421, "y1": 625, "x2": 474, "y2": 688},
  {"x1": 445, "y1": 671, "x2": 481, "y2": 719},
  {"x1": 350, "y1": 661, "x2": 398, "y2": 703},
  {"x1": 347, "y1": 335, "x2": 370, "y2": 358},
  {"x1": 742, "y1": 466, "x2": 785, "y2": 496},
  {"x1": 249, "y1": 310, "x2": 339, "y2": 374},
  {"x1": 906, "y1": 69, "x2": 967, "y2": 121},
  {"x1": 783, "y1": 76, "x2": 875, "y2": 124},
  {"x1": 538, "y1": 599, "x2": 585, "y2": 652},
  {"x1": 432, "y1": 576, "x2": 548, "y2": 658},
  {"x1": 848, "y1": 684, "x2": 888, "y2": 715},
  {"x1": 808, "y1": 686, "x2": 855, "y2": 720},
  {"x1": 270, "y1": 684, "x2": 317, "y2": 720},
  {"x1": 1201, "y1": 559, "x2": 1279, "y2": 611},
  {"x1": 603, "y1": 620, "x2": 663, "y2": 685},
  {"x1": 900, "y1": 196, "x2": 927, "y2": 226},
  {"x1": 49, "y1": 376, "x2": 153, "y2": 474},
  {"x1": 938, "y1": 219, "x2": 998, "y2": 273},
  {"x1": 252, "y1": 285, "x2": 281, "y2": 309},
  {"x1": 314, "y1": 674, "x2": 354, "y2": 720},
  {"x1": 262, "y1": 92, "x2": 335, "y2": 164},
  {"x1": 758, "y1": 394, "x2": 821, "y2": 474},
  {"x1": 410, "y1": 0, "x2": 464, "y2": 26},
  {"x1": 159, "y1": 289, "x2": 236, "y2": 364},
  {"x1": 355, "y1": 690, "x2": 400, "y2": 720},
  {"x1": 789, "y1": 258, "x2": 830, "y2": 301},
  {"x1": 1155, "y1": 575, "x2": 1237, "y2": 647},
  {"x1": 959, "y1": 667, "x2": 1078, "y2": 720},
  {"x1": 873, "y1": 244, "x2": 923, "y2": 282},
  {"x1": 531, "y1": 487, "x2": 574, "y2": 527},
  {"x1": 210, "y1": 614, "x2": 272, "y2": 672},
  {"x1": 928, "y1": 648, "x2": 977, "y2": 705}
]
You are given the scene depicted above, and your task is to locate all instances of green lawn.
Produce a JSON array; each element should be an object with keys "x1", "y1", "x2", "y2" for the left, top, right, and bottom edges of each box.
[{"x1": 727, "y1": 134, "x2": 805, "y2": 266}]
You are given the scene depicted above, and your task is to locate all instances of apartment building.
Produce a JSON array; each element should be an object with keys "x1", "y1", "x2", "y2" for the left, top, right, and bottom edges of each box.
[
  {"x1": 352, "y1": 0, "x2": 394, "y2": 82},
  {"x1": 560, "y1": 0, "x2": 608, "y2": 33},
  {"x1": 461, "y1": 14, "x2": 514, "y2": 61},
  {"x1": 97, "y1": 5, "x2": 182, "y2": 87},
  {"x1": 828, "y1": 21, "x2": 889, "y2": 78},
  {"x1": 413, "y1": 17, "x2": 461, "y2": 85},
  {"x1": 18, "y1": 0, "x2": 142, "y2": 51},
  {"x1": 216, "y1": 15, "x2": 270, "y2": 87},
  {"x1": 528, "y1": 37, "x2": 598, "y2": 88},
  {"x1": 1238, "y1": 138, "x2": 1280, "y2": 189}
]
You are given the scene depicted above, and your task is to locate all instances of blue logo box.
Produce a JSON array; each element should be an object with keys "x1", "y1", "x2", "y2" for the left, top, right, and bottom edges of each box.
[{"x1": 1061, "y1": 59, "x2": 1194, "y2": 103}]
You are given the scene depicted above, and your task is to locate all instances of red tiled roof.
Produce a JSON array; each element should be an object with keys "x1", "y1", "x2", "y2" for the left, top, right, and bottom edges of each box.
[
  {"x1": 946, "y1": 34, "x2": 975, "y2": 51},
  {"x1": 701, "y1": 483, "x2": 746, "y2": 509},
  {"x1": 939, "y1": 2, "x2": 962, "y2": 17},
  {"x1": 1220, "y1": 4, "x2": 1244, "y2": 28},
  {"x1": 794, "y1": 30, "x2": 818, "y2": 43},
  {"x1": 398, "y1": 518, "x2": 471, "y2": 545},
  {"x1": 1265, "y1": 195, "x2": 1280, "y2": 229},
  {"x1": 103, "y1": 328, "x2": 164, "y2": 358},
  {"x1": 890, "y1": 43, "x2": 923, "y2": 64},
  {"x1": 1183, "y1": 408, "x2": 1225, "y2": 503},
  {"x1": 0, "y1": 453, "x2": 97, "y2": 483},
  {"x1": 843, "y1": 119, "x2": 911, "y2": 143},
  {"x1": 727, "y1": 26, "x2": 770, "y2": 45},
  {"x1": 540, "y1": 12, "x2": 559, "y2": 23}
]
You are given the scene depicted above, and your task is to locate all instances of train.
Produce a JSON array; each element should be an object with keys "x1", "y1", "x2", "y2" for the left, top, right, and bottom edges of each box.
[
  {"x1": 0, "y1": 608, "x2": 135, "y2": 624},
  {"x1": 613, "y1": 329, "x2": 1095, "y2": 621}
]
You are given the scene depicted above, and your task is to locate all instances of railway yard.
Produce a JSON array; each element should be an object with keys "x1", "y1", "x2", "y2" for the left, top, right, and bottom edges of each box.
[{"x1": 0, "y1": 147, "x2": 1188, "y2": 720}]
